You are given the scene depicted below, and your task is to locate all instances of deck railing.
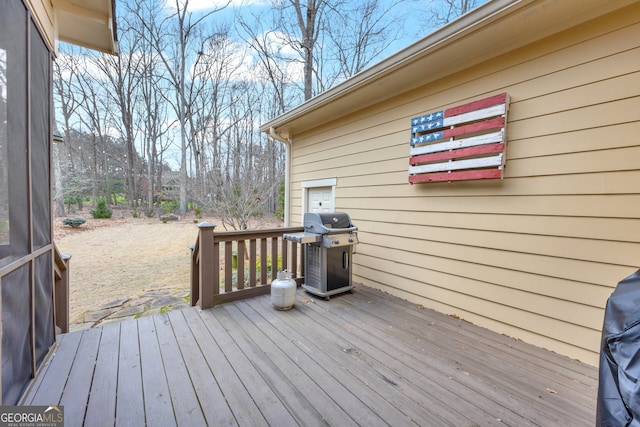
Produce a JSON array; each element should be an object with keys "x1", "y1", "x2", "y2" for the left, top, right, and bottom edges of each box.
[
  {"x1": 54, "y1": 246, "x2": 71, "y2": 334},
  {"x1": 190, "y1": 223, "x2": 305, "y2": 309}
]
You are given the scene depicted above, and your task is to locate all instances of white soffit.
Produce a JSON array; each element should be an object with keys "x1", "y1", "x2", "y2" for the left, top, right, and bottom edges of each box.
[{"x1": 55, "y1": 0, "x2": 118, "y2": 54}]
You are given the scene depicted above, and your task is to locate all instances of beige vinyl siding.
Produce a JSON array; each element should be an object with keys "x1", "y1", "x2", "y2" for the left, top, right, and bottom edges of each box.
[{"x1": 288, "y1": 4, "x2": 640, "y2": 366}]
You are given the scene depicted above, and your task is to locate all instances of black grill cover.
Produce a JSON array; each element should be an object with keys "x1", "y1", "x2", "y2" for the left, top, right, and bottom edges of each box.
[{"x1": 597, "y1": 269, "x2": 640, "y2": 427}]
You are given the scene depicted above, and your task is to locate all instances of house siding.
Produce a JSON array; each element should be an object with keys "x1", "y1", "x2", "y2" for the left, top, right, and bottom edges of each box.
[{"x1": 287, "y1": 4, "x2": 640, "y2": 366}]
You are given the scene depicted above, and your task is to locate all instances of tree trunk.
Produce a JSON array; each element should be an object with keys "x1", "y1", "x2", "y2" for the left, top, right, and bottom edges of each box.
[{"x1": 53, "y1": 143, "x2": 65, "y2": 217}]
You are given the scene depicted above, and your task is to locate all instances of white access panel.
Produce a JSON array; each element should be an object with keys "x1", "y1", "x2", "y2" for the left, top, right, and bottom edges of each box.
[{"x1": 307, "y1": 187, "x2": 333, "y2": 213}]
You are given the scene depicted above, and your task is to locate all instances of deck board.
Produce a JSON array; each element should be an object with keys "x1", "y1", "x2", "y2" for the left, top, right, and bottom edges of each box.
[
  {"x1": 245, "y1": 299, "x2": 412, "y2": 425},
  {"x1": 137, "y1": 315, "x2": 176, "y2": 427},
  {"x1": 167, "y1": 309, "x2": 236, "y2": 426},
  {"x1": 84, "y1": 323, "x2": 120, "y2": 426},
  {"x1": 352, "y1": 285, "x2": 597, "y2": 422},
  {"x1": 181, "y1": 308, "x2": 265, "y2": 427},
  {"x1": 60, "y1": 327, "x2": 101, "y2": 427},
  {"x1": 21, "y1": 285, "x2": 598, "y2": 426},
  {"x1": 116, "y1": 319, "x2": 145, "y2": 427},
  {"x1": 26, "y1": 331, "x2": 83, "y2": 406},
  {"x1": 342, "y1": 290, "x2": 591, "y2": 425},
  {"x1": 292, "y1": 292, "x2": 527, "y2": 425},
  {"x1": 320, "y1": 290, "x2": 579, "y2": 425},
  {"x1": 357, "y1": 285, "x2": 597, "y2": 385},
  {"x1": 249, "y1": 297, "x2": 449, "y2": 426},
  {"x1": 198, "y1": 309, "x2": 298, "y2": 427},
  {"x1": 153, "y1": 313, "x2": 208, "y2": 426},
  {"x1": 225, "y1": 304, "x2": 355, "y2": 425}
]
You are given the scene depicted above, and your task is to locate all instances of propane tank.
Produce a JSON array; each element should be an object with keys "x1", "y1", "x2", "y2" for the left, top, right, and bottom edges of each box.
[{"x1": 271, "y1": 270, "x2": 296, "y2": 310}]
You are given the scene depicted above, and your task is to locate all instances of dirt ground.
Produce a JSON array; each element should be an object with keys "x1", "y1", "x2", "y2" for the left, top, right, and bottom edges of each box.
[{"x1": 54, "y1": 208, "x2": 282, "y2": 324}]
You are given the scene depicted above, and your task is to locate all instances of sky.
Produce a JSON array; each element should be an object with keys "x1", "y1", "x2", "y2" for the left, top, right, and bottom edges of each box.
[{"x1": 156, "y1": 0, "x2": 490, "y2": 64}]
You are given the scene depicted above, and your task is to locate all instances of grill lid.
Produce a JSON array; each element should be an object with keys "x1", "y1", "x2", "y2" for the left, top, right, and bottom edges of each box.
[{"x1": 304, "y1": 212, "x2": 357, "y2": 234}]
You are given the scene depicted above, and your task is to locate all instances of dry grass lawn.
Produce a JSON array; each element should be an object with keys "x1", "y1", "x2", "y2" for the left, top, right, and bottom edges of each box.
[{"x1": 54, "y1": 209, "x2": 281, "y2": 324}]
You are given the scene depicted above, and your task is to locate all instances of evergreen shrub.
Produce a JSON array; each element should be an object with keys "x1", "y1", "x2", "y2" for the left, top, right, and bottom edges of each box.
[
  {"x1": 62, "y1": 217, "x2": 86, "y2": 228},
  {"x1": 90, "y1": 199, "x2": 113, "y2": 219}
]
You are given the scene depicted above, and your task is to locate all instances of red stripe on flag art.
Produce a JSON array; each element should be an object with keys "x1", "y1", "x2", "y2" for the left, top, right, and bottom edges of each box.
[{"x1": 409, "y1": 93, "x2": 509, "y2": 184}]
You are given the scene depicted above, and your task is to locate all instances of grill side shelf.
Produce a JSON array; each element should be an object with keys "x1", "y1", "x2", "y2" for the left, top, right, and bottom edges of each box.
[{"x1": 283, "y1": 232, "x2": 321, "y2": 244}]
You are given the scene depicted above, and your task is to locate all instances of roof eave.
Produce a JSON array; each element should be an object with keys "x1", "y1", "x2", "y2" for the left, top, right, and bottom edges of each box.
[{"x1": 55, "y1": 0, "x2": 119, "y2": 55}]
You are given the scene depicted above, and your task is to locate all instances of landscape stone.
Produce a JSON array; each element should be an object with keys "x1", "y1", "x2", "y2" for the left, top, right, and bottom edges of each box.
[
  {"x1": 97, "y1": 297, "x2": 130, "y2": 310},
  {"x1": 126, "y1": 296, "x2": 154, "y2": 307},
  {"x1": 150, "y1": 295, "x2": 184, "y2": 308},
  {"x1": 70, "y1": 288, "x2": 195, "y2": 329},
  {"x1": 143, "y1": 290, "x2": 171, "y2": 297},
  {"x1": 69, "y1": 322, "x2": 94, "y2": 332},
  {"x1": 84, "y1": 308, "x2": 116, "y2": 322},
  {"x1": 109, "y1": 305, "x2": 145, "y2": 318},
  {"x1": 160, "y1": 213, "x2": 179, "y2": 222},
  {"x1": 140, "y1": 308, "x2": 161, "y2": 317}
]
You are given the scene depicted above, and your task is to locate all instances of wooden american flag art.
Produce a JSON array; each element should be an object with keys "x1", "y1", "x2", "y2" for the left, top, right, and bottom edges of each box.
[{"x1": 409, "y1": 93, "x2": 510, "y2": 184}]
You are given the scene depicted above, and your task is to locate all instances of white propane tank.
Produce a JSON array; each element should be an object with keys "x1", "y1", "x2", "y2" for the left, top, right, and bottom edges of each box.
[{"x1": 271, "y1": 270, "x2": 296, "y2": 310}]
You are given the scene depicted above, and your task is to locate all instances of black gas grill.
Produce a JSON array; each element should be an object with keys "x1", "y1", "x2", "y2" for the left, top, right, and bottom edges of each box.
[{"x1": 284, "y1": 212, "x2": 358, "y2": 299}]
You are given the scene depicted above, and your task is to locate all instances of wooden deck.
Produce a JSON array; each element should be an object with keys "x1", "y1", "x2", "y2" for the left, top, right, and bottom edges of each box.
[{"x1": 22, "y1": 285, "x2": 597, "y2": 426}]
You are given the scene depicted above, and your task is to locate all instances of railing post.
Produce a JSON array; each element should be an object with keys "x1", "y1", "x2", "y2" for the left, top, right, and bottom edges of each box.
[
  {"x1": 54, "y1": 251, "x2": 71, "y2": 334},
  {"x1": 189, "y1": 243, "x2": 198, "y2": 307},
  {"x1": 198, "y1": 222, "x2": 217, "y2": 309}
]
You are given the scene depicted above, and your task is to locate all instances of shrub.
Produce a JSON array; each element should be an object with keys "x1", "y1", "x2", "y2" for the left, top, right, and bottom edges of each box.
[
  {"x1": 90, "y1": 199, "x2": 113, "y2": 219},
  {"x1": 144, "y1": 208, "x2": 155, "y2": 218},
  {"x1": 275, "y1": 182, "x2": 285, "y2": 221},
  {"x1": 62, "y1": 217, "x2": 86, "y2": 228},
  {"x1": 160, "y1": 200, "x2": 178, "y2": 214},
  {"x1": 194, "y1": 207, "x2": 202, "y2": 218}
]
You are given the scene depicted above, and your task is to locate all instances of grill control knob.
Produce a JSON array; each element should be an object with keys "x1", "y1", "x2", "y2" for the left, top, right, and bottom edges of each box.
[
  {"x1": 348, "y1": 237, "x2": 354, "y2": 243},
  {"x1": 332, "y1": 239, "x2": 340, "y2": 245}
]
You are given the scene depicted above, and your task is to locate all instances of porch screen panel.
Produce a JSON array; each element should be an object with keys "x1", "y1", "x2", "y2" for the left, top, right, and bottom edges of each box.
[
  {"x1": 0, "y1": 49, "x2": 7, "y2": 247},
  {"x1": 0, "y1": 0, "x2": 31, "y2": 405},
  {"x1": 1, "y1": 265, "x2": 32, "y2": 405},
  {"x1": 0, "y1": 0, "x2": 29, "y2": 266},
  {"x1": 30, "y1": 20, "x2": 51, "y2": 250},
  {"x1": 34, "y1": 252, "x2": 54, "y2": 365}
]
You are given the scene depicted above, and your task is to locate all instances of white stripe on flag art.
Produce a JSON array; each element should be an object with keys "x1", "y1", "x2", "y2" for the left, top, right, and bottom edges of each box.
[{"x1": 409, "y1": 93, "x2": 510, "y2": 184}]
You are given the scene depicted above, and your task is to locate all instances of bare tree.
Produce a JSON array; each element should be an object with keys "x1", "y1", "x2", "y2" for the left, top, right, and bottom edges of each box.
[
  {"x1": 327, "y1": 0, "x2": 405, "y2": 81},
  {"x1": 74, "y1": 63, "x2": 120, "y2": 203},
  {"x1": 131, "y1": 1, "x2": 175, "y2": 213},
  {"x1": 428, "y1": 0, "x2": 480, "y2": 26},
  {"x1": 248, "y1": 0, "x2": 405, "y2": 101},
  {"x1": 236, "y1": 13, "x2": 296, "y2": 115},
  {"x1": 289, "y1": 0, "x2": 327, "y2": 100},
  {"x1": 53, "y1": 48, "x2": 84, "y2": 216},
  {"x1": 187, "y1": 27, "x2": 243, "y2": 204},
  {"x1": 92, "y1": 15, "x2": 144, "y2": 209},
  {"x1": 133, "y1": 0, "x2": 229, "y2": 214},
  {"x1": 137, "y1": 60, "x2": 173, "y2": 213}
]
